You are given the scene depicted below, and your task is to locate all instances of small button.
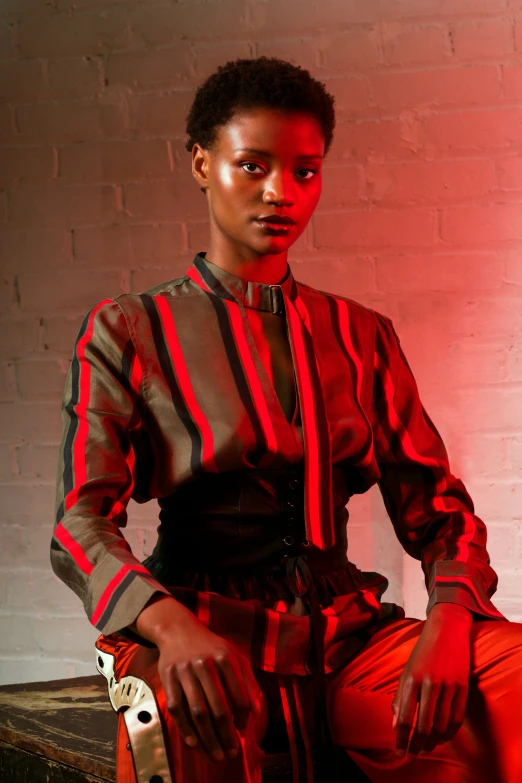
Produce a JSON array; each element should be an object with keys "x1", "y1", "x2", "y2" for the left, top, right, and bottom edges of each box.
[
  {"x1": 302, "y1": 539, "x2": 310, "y2": 547},
  {"x1": 281, "y1": 555, "x2": 289, "y2": 563},
  {"x1": 283, "y1": 535, "x2": 295, "y2": 546},
  {"x1": 288, "y1": 479, "x2": 300, "y2": 490},
  {"x1": 97, "y1": 656, "x2": 104, "y2": 668},
  {"x1": 286, "y1": 501, "x2": 295, "y2": 509}
]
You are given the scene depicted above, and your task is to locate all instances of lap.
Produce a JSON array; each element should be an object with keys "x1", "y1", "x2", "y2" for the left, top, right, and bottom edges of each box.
[{"x1": 325, "y1": 616, "x2": 522, "y2": 783}]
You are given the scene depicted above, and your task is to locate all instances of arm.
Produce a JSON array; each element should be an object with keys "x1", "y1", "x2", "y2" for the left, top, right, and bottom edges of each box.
[
  {"x1": 51, "y1": 299, "x2": 259, "y2": 760},
  {"x1": 51, "y1": 298, "x2": 171, "y2": 637},
  {"x1": 370, "y1": 312, "x2": 507, "y2": 757},
  {"x1": 371, "y1": 311, "x2": 506, "y2": 623}
]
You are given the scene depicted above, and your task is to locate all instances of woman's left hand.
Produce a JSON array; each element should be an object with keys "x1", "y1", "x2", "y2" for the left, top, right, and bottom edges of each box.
[{"x1": 391, "y1": 603, "x2": 473, "y2": 757}]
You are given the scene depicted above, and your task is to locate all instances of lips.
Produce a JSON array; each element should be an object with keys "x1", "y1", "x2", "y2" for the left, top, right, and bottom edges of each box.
[{"x1": 256, "y1": 216, "x2": 296, "y2": 225}]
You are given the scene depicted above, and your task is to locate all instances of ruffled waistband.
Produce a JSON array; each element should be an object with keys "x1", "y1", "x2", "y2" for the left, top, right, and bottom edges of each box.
[{"x1": 142, "y1": 553, "x2": 362, "y2": 607}]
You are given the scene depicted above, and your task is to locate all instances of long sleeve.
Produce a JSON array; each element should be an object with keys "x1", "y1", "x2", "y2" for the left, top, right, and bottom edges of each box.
[
  {"x1": 371, "y1": 311, "x2": 506, "y2": 622},
  {"x1": 51, "y1": 298, "x2": 171, "y2": 636}
]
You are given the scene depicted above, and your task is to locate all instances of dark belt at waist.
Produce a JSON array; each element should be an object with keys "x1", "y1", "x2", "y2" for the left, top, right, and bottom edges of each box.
[{"x1": 153, "y1": 466, "x2": 350, "y2": 574}]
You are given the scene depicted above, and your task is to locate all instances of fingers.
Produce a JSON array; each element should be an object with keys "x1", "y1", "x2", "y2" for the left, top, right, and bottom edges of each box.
[
  {"x1": 408, "y1": 679, "x2": 442, "y2": 755},
  {"x1": 216, "y1": 650, "x2": 260, "y2": 731},
  {"x1": 393, "y1": 676, "x2": 420, "y2": 757},
  {"x1": 176, "y1": 661, "x2": 229, "y2": 763},
  {"x1": 425, "y1": 683, "x2": 468, "y2": 752},
  {"x1": 163, "y1": 672, "x2": 200, "y2": 750},
  {"x1": 193, "y1": 657, "x2": 239, "y2": 760},
  {"x1": 396, "y1": 681, "x2": 468, "y2": 757}
]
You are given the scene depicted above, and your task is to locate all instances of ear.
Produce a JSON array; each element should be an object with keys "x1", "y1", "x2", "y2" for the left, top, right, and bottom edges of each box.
[{"x1": 191, "y1": 143, "x2": 210, "y2": 193}]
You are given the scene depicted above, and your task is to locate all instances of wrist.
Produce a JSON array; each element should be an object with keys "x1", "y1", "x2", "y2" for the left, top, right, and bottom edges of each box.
[
  {"x1": 132, "y1": 594, "x2": 201, "y2": 646},
  {"x1": 428, "y1": 602, "x2": 474, "y2": 629}
]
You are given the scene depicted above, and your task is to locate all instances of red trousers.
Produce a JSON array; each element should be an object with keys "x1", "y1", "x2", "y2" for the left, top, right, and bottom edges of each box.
[{"x1": 96, "y1": 617, "x2": 522, "y2": 782}]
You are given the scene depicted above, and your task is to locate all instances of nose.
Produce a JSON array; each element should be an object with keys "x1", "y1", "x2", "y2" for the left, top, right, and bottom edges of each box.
[{"x1": 263, "y1": 172, "x2": 295, "y2": 206}]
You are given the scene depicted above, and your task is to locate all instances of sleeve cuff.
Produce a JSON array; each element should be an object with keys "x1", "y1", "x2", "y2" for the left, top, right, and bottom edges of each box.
[
  {"x1": 426, "y1": 560, "x2": 507, "y2": 622},
  {"x1": 89, "y1": 568, "x2": 172, "y2": 637}
]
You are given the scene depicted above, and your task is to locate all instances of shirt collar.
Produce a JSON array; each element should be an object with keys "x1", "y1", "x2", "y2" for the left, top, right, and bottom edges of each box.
[{"x1": 188, "y1": 251, "x2": 297, "y2": 315}]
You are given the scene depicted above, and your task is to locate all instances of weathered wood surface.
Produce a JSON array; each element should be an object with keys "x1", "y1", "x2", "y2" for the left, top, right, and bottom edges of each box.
[
  {"x1": 0, "y1": 675, "x2": 116, "y2": 781},
  {"x1": 0, "y1": 740, "x2": 110, "y2": 783},
  {"x1": 0, "y1": 674, "x2": 369, "y2": 782}
]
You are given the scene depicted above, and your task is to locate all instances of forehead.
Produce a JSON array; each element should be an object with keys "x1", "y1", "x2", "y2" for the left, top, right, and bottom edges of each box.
[{"x1": 216, "y1": 107, "x2": 324, "y2": 156}]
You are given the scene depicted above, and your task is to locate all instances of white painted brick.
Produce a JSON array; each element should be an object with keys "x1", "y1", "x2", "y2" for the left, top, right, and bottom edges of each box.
[
  {"x1": 509, "y1": 437, "x2": 522, "y2": 472},
  {"x1": 3, "y1": 0, "x2": 522, "y2": 686},
  {"x1": 31, "y1": 617, "x2": 100, "y2": 659},
  {"x1": 0, "y1": 658, "x2": 95, "y2": 687},
  {"x1": 6, "y1": 570, "x2": 83, "y2": 614},
  {"x1": 0, "y1": 445, "x2": 14, "y2": 481},
  {"x1": 0, "y1": 485, "x2": 55, "y2": 526},
  {"x1": 17, "y1": 444, "x2": 59, "y2": 481}
]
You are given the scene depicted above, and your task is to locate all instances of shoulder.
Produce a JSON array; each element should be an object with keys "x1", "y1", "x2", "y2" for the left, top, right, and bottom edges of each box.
[
  {"x1": 295, "y1": 279, "x2": 393, "y2": 330},
  {"x1": 106, "y1": 273, "x2": 194, "y2": 318}
]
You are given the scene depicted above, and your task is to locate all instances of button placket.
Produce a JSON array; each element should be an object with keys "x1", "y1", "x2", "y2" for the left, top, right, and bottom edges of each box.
[{"x1": 281, "y1": 476, "x2": 304, "y2": 548}]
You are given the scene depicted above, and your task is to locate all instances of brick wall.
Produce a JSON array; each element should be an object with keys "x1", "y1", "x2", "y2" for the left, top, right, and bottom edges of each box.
[{"x1": 1, "y1": 0, "x2": 521, "y2": 685}]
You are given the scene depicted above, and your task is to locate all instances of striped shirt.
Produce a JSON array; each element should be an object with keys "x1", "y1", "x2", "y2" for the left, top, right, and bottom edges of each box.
[{"x1": 51, "y1": 251, "x2": 507, "y2": 681}]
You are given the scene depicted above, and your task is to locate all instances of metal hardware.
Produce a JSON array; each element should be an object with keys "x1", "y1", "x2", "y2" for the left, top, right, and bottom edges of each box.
[{"x1": 269, "y1": 285, "x2": 284, "y2": 315}]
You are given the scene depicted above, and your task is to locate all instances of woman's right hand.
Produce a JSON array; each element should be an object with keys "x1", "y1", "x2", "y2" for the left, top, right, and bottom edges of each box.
[{"x1": 131, "y1": 594, "x2": 262, "y2": 764}]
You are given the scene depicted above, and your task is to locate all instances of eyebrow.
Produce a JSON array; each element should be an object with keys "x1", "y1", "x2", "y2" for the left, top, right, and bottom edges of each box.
[{"x1": 234, "y1": 147, "x2": 323, "y2": 160}]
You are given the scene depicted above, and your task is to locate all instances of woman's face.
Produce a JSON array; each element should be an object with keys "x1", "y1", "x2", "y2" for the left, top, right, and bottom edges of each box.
[{"x1": 192, "y1": 107, "x2": 325, "y2": 260}]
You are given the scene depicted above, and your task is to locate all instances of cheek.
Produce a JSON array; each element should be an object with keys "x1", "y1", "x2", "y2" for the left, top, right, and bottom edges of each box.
[
  {"x1": 300, "y1": 185, "x2": 321, "y2": 219},
  {"x1": 213, "y1": 162, "x2": 250, "y2": 197},
  {"x1": 214, "y1": 161, "x2": 235, "y2": 191}
]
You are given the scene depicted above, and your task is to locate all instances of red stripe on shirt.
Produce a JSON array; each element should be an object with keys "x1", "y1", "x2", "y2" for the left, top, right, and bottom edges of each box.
[
  {"x1": 292, "y1": 679, "x2": 314, "y2": 783},
  {"x1": 223, "y1": 300, "x2": 279, "y2": 465},
  {"x1": 129, "y1": 349, "x2": 143, "y2": 396},
  {"x1": 65, "y1": 299, "x2": 112, "y2": 512},
  {"x1": 54, "y1": 522, "x2": 94, "y2": 576},
  {"x1": 375, "y1": 351, "x2": 477, "y2": 562},
  {"x1": 91, "y1": 563, "x2": 150, "y2": 626},
  {"x1": 323, "y1": 607, "x2": 339, "y2": 651},
  {"x1": 278, "y1": 678, "x2": 299, "y2": 783},
  {"x1": 197, "y1": 591, "x2": 210, "y2": 627},
  {"x1": 374, "y1": 352, "x2": 445, "y2": 484},
  {"x1": 262, "y1": 609, "x2": 280, "y2": 672},
  {"x1": 155, "y1": 295, "x2": 218, "y2": 473},
  {"x1": 186, "y1": 266, "x2": 212, "y2": 293},
  {"x1": 336, "y1": 300, "x2": 373, "y2": 469}
]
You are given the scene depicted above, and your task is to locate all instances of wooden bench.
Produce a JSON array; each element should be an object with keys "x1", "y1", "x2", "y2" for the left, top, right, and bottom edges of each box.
[{"x1": 0, "y1": 675, "x2": 370, "y2": 782}]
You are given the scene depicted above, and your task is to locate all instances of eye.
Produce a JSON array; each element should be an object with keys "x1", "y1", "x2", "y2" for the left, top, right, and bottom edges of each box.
[
  {"x1": 296, "y1": 168, "x2": 317, "y2": 180},
  {"x1": 240, "y1": 163, "x2": 318, "y2": 179},
  {"x1": 241, "y1": 163, "x2": 264, "y2": 174}
]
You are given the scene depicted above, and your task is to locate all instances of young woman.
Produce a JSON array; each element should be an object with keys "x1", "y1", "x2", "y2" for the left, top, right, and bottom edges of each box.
[{"x1": 51, "y1": 56, "x2": 522, "y2": 783}]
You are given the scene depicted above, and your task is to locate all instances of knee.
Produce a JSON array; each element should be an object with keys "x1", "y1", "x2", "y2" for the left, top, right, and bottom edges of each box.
[{"x1": 471, "y1": 619, "x2": 522, "y2": 679}]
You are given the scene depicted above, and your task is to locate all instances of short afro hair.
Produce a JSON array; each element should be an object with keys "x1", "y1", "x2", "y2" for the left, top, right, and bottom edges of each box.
[{"x1": 184, "y1": 56, "x2": 336, "y2": 192}]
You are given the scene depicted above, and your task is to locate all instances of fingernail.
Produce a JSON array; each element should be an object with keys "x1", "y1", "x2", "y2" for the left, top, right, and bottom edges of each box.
[
  {"x1": 185, "y1": 736, "x2": 197, "y2": 747},
  {"x1": 228, "y1": 749, "x2": 238, "y2": 759},
  {"x1": 213, "y1": 750, "x2": 224, "y2": 761},
  {"x1": 396, "y1": 749, "x2": 406, "y2": 758}
]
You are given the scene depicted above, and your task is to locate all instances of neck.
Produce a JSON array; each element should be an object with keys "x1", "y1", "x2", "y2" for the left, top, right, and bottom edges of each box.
[{"x1": 203, "y1": 243, "x2": 288, "y2": 285}]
